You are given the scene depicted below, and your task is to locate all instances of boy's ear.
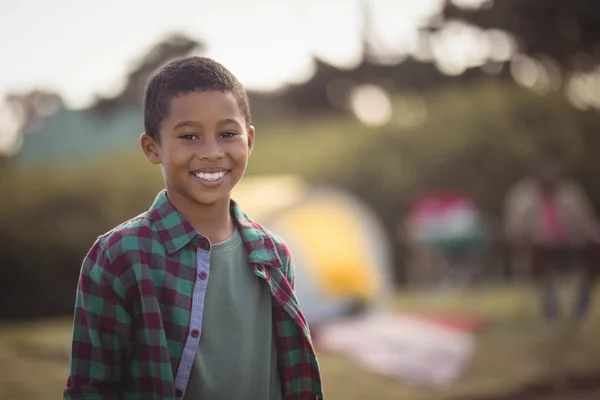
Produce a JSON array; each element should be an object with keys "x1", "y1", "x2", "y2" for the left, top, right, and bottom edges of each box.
[
  {"x1": 140, "y1": 132, "x2": 161, "y2": 165},
  {"x1": 247, "y1": 125, "x2": 255, "y2": 155}
]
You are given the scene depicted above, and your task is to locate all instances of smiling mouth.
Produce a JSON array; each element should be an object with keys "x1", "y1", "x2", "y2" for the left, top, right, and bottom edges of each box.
[
  {"x1": 194, "y1": 171, "x2": 229, "y2": 182},
  {"x1": 193, "y1": 171, "x2": 229, "y2": 181}
]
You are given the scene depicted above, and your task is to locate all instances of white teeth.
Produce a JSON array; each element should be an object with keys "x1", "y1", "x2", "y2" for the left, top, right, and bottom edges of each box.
[{"x1": 195, "y1": 171, "x2": 226, "y2": 181}]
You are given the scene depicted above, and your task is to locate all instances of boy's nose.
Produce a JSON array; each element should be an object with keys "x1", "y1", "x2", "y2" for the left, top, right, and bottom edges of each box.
[{"x1": 198, "y1": 139, "x2": 224, "y2": 161}]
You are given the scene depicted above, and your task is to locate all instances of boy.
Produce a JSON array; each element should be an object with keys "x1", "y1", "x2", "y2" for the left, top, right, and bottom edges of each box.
[{"x1": 64, "y1": 57, "x2": 323, "y2": 400}]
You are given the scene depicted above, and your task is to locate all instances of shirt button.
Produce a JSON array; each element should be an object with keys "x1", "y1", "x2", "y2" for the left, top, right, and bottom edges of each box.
[
  {"x1": 175, "y1": 389, "x2": 183, "y2": 397},
  {"x1": 199, "y1": 271, "x2": 208, "y2": 280},
  {"x1": 190, "y1": 329, "x2": 200, "y2": 338}
]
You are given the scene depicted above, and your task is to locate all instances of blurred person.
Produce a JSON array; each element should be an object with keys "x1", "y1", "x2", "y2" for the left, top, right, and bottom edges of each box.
[
  {"x1": 401, "y1": 191, "x2": 488, "y2": 290},
  {"x1": 63, "y1": 57, "x2": 323, "y2": 400},
  {"x1": 504, "y1": 153, "x2": 600, "y2": 322}
]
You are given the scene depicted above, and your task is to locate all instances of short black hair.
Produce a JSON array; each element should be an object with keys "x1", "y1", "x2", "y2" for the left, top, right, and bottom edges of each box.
[{"x1": 144, "y1": 56, "x2": 251, "y2": 141}]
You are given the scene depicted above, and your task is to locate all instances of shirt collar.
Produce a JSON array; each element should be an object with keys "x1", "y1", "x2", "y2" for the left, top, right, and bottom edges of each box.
[{"x1": 148, "y1": 190, "x2": 282, "y2": 268}]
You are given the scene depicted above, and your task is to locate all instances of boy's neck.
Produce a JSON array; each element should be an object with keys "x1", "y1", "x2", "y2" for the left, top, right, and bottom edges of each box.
[{"x1": 166, "y1": 191, "x2": 234, "y2": 244}]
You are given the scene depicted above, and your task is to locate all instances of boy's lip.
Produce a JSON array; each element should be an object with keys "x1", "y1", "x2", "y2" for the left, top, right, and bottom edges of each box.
[{"x1": 191, "y1": 167, "x2": 230, "y2": 173}]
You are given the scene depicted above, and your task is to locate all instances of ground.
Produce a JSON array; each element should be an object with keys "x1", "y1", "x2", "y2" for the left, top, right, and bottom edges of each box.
[{"x1": 1, "y1": 285, "x2": 599, "y2": 400}]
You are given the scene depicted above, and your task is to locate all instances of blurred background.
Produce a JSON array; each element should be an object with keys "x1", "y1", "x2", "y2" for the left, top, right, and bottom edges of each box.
[{"x1": 2, "y1": 0, "x2": 600, "y2": 399}]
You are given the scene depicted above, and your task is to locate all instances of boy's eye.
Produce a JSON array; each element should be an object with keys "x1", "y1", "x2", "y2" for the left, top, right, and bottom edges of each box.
[
  {"x1": 221, "y1": 131, "x2": 238, "y2": 138},
  {"x1": 180, "y1": 133, "x2": 197, "y2": 140}
]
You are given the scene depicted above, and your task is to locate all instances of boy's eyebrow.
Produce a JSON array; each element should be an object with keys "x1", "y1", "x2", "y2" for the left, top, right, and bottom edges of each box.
[
  {"x1": 172, "y1": 118, "x2": 242, "y2": 130},
  {"x1": 217, "y1": 118, "x2": 243, "y2": 127},
  {"x1": 172, "y1": 120, "x2": 197, "y2": 130}
]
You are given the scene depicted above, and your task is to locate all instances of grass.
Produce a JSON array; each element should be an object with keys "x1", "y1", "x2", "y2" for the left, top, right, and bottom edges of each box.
[
  {"x1": 319, "y1": 284, "x2": 600, "y2": 399},
  {"x1": 1, "y1": 284, "x2": 599, "y2": 400},
  {"x1": 0, "y1": 318, "x2": 72, "y2": 400}
]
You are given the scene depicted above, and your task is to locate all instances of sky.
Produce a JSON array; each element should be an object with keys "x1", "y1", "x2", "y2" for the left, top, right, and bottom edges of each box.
[
  {"x1": 0, "y1": 0, "x2": 445, "y2": 106},
  {"x1": 0, "y1": 0, "x2": 491, "y2": 153}
]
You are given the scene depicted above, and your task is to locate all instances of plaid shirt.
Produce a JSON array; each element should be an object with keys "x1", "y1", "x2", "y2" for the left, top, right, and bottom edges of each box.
[{"x1": 64, "y1": 191, "x2": 323, "y2": 400}]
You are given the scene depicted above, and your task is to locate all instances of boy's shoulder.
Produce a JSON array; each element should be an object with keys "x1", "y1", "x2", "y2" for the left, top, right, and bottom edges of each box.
[
  {"x1": 262, "y1": 224, "x2": 293, "y2": 263},
  {"x1": 254, "y1": 224, "x2": 296, "y2": 284},
  {"x1": 242, "y1": 216, "x2": 293, "y2": 268},
  {"x1": 230, "y1": 200, "x2": 292, "y2": 265},
  {"x1": 93, "y1": 211, "x2": 155, "y2": 262}
]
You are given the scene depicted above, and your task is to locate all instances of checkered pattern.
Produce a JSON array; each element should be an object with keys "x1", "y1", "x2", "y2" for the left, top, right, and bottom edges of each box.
[{"x1": 64, "y1": 190, "x2": 323, "y2": 400}]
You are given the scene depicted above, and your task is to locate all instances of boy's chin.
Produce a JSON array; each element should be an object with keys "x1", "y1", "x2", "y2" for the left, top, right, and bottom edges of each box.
[{"x1": 190, "y1": 191, "x2": 230, "y2": 207}]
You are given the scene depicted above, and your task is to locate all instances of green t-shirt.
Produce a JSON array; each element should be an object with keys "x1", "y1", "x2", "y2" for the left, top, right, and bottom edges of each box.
[{"x1": 184, "y1": 227, "x2": 282, "y2": 400}]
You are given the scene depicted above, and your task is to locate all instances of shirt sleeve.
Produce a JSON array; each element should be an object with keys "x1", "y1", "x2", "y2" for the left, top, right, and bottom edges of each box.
[
  {"x1": 278, "y1": 241, "x2": 295, "y2": 290},
  {"x1": 287, "y1": 253, "x2": 296, "y2": 290},
  {"x1": 64, "y1": 240, "x2": 132, "y2": 400}
]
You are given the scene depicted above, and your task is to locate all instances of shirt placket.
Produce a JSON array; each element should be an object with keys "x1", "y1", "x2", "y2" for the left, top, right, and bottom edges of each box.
[{"x1": 173, "y1": 237, "x2": 211, "y2": 398}]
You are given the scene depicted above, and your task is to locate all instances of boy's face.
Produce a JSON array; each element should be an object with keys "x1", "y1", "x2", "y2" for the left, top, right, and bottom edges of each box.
[{"x1": 141, "y1": 91, "x2": 254, "y2": 209}]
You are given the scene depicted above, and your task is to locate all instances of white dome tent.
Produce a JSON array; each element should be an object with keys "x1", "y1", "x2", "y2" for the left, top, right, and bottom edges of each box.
[{"x1": 232, "y1": 175, "x2": 395, "y2": 326}]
